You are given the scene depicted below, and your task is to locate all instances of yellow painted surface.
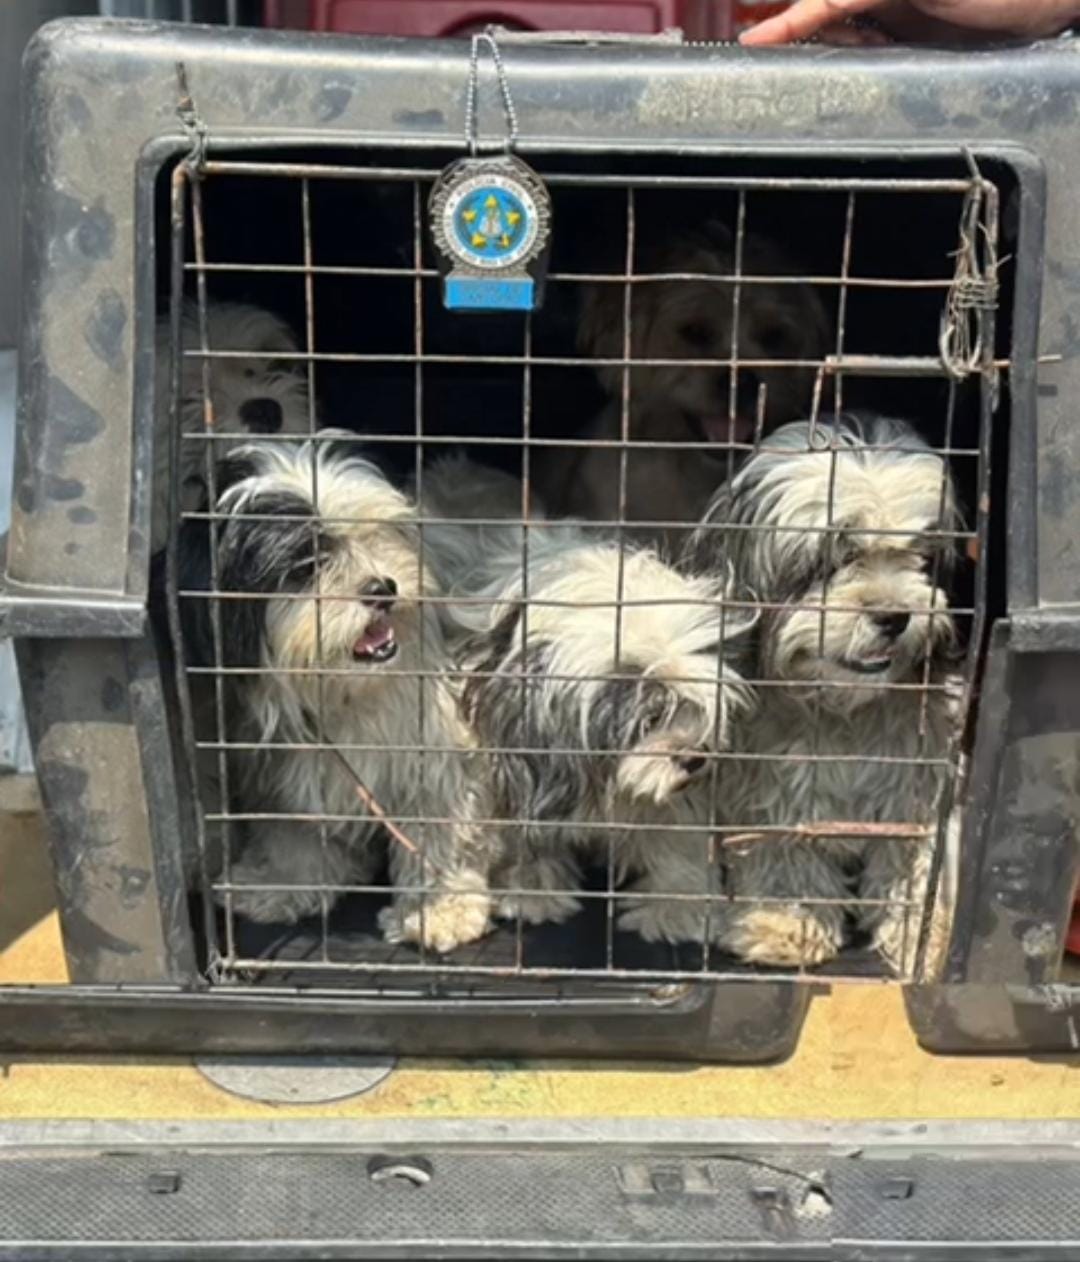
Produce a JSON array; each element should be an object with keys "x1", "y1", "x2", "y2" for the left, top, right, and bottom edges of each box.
[
  {"x1": 2, "y1": 908, "x2": 1080, "y2": 1122},
  {"x1": 3, "y1": 794, "x2": 1079, "y2": 1123},
  {"x1": 0, "y1": 912, "x2": 67, "y2": 986}
]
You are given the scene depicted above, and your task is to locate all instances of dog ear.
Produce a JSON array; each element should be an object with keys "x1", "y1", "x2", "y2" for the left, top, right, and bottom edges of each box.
[
  {"x1": 585, "y1": 670, "x2": 663, "y2": 758},
  {"x1": 466, "y1": 622, "x2": 591, "y2": 827},
  {"x1": 805, "y1": 283, "x2": 833, "y2": 360},
  {"x1": 577, "y1": 280, "x2": 624, "y2": 396},
  {"x1": 681, "y1": 479, "x2": 772, "y2": 683},
  {"x1": 683, "y1": 479, "x2": 738, "y2": 577},
  {"x1": 169, "y1": 452, "x2": 267, "y2": 668},
  {"x1": 215, "y1": 484, "x2": 335, "y2": 668}
]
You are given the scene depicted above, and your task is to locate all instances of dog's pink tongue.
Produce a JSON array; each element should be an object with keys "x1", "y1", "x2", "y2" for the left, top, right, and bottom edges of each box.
[
  {"x1": 701, "y1": 415, "x2": 756, "y2": 445},
  {"x1": 354, "y1": 619, "x2": 393, "y2": 655}
]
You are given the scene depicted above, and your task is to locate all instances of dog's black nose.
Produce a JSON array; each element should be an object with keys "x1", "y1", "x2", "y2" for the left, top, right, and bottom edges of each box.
[
  {"x1": 360, "y1": 577, "x2": 397, "y2": 611},
  {"x1": 239, "y1": 397, "x2": 284, "y2": 435},
  {"x1": 677, "y1": 755, "x2": 706, "y2": 776},
  {"x1": 871, "y1": 611, "x2": 911, "y2": 639}
]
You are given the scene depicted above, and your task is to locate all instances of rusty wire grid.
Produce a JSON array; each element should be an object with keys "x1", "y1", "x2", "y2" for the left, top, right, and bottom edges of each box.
[{"x1": 164, "y1": 151, "x2": 1002, "y2": 988}]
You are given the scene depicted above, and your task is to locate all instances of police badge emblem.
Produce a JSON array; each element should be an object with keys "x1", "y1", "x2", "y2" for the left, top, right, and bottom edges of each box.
[
  {"x1": 429, "y1": 153, "x2": 552, "y2": 312},
  {"x1": 429, "y1": 29, "x2": 553, "y2": 313}
]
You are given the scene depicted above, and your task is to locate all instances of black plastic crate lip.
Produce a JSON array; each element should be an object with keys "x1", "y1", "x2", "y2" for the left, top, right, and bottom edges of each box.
[
  {"x1": 0, "y1": 982, "x2": 706, "y2": 1015},
  {"x1": 0, "y1": 590, "x2": 146, "y2": 638},
  {"x1": 0, "y1": 982, "x2": 811, "y2": 1061},
  {"x1": 1009, "y1": 611, "x2": 1080, "y2": 652}
]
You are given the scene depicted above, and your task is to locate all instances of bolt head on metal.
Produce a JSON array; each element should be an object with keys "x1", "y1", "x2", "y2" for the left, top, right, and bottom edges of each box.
[
  {"x1": 879, "y1": 1176, "x2": 915, "y2": 1200},
  {"x1": 147, "y1": 1171, "x2": 182, "y2": 1195}
]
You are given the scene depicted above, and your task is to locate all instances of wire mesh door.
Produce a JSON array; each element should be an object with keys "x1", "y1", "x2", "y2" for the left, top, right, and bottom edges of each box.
[{"x1": 163, "y1": 147, "x2": 1002, "y2": 989}]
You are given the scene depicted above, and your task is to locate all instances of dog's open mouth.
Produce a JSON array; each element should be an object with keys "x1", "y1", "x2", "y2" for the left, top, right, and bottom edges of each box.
[
  {"x1": 352, "y1": 617, "x2": 398, "y2": 663},
  {"x1": 689, "y1": 412, "x2": 757, "y2": 447},
  {"x1": 838, "y1": 653, "x2": 894, "y2": 675}
]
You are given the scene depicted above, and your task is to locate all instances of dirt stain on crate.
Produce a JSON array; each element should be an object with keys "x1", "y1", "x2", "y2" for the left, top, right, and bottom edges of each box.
[
  {"x1": 83, "y1": 289, "x2": 127, "y2": 372},
  {"x1": 637, "y1": 70, "x2": 883, "y2": 131}
]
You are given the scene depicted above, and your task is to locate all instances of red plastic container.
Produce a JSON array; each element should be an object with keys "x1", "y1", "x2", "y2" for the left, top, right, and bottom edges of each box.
[
  {"x1": 265, "y1": 0, "x2": 687, "y2": 35},
  {"x1": 728, "y1": 0, "x2": 790, "y2": 36},
  {"x1": 263, "y1": 0, "x2": 795, "y2": 40}
]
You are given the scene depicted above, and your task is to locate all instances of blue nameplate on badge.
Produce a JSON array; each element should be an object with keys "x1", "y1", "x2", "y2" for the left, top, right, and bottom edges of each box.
[
  {"x1": 445, "y1": 276, "x2": 535, "y2": 310},
  {"x1": 429, "y1": 155, "x2": 552, "y2": 314}
]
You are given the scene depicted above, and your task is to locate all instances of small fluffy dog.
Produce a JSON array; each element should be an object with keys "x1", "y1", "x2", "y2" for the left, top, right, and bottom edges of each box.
[
  {"x1": 545, "y1": 222, "x2": 831, "y2": 557},
  {"x1": 178, "y1": 431, "x2": 496, "y2": 953},
  {"x1": 461, "y1": 538, "x2": 753, "y2": 943},
  {"x1": 153, "y1": 298, "x2": 310, "y2": 553},
  {"x1": 411, "y1": 454, "x2": 595, "y2": 640},
  {"x1": 409, "y1": 454, "x2": 545, "y2": 605},
  {"x1": 689, "y1": 413, "x2": 959, "y2": 973}
]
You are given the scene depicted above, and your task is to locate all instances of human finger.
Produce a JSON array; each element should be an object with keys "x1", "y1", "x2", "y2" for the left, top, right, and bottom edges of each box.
[{"x1": 739, "y1": 0, "x2": 886, "y2": 44}]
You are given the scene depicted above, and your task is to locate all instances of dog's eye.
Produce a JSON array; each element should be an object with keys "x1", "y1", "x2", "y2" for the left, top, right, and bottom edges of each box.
[
  {"x1": 678, "y1": 320, "x2": 713, "y2": 349},
  {"x1": 821, "y1": 545, "x2": 851, "y2": 580}
]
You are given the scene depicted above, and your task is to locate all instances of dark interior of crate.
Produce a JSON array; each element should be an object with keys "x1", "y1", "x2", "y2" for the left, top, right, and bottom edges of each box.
[{"x1": 152, "y1": 147, "x2": 1016, "y2": 988}]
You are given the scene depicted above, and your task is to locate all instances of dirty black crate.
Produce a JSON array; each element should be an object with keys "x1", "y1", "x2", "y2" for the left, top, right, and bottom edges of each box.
[
  {"x1": 1, "y1": 17, "x2": 1078, "y2": 1057},
  {"x1": 905, "y1": 984, "x2": 1080, "y2": 1055}
]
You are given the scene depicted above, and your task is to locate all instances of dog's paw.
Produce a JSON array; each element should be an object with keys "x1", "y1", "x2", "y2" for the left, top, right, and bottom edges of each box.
[
  {"x1": 494, "y1": 891, "x2": 581, "y2": 927},
  {"x1": 871, "y1": 911, "x2": 922, "y2": 977},
  {"x1": 722, "y1": 906, "x2": 844, "y2": 968},
  {"x1": 379, "y1": 890, "x2": 492, "y2": 954}
]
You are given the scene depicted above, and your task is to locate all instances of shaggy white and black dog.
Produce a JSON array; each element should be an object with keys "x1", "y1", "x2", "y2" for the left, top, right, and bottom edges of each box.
[
  {"x1": 688, "y1": 413, "x2": 960, "y2": 973},
  {"x1": 542, "y1": 222, "x2": 831, "y2": 557},
  {"x1": 153, "y1": 298, "x2": 310, "y2": 553},
  {"x1": 460, "y1": 537, "x2": 754, "y2": 943},
  {"x1": 178, "y1": 431, "x2": 497, "y2": 953}
]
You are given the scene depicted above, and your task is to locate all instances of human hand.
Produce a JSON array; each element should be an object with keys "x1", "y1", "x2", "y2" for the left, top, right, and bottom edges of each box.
[{"x1": 739, "y1": 0, "x2": 1080, "y2": 45}]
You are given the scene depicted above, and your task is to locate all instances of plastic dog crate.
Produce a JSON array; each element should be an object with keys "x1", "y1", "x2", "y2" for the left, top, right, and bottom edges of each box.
[{"x1": 1, "y1": 18, "x2": 1079, "y2": 1058}]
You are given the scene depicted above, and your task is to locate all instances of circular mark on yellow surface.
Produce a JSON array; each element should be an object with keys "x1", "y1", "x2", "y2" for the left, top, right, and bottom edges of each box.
[{"x1": 195, "y1": 1055, "x2": 397, "y2": 1104}]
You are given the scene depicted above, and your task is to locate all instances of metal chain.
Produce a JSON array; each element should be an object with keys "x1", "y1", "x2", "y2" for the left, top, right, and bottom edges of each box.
[{"x1": 465, "y1": 27, "x2": 519, "y2": 156}]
